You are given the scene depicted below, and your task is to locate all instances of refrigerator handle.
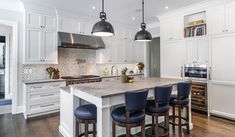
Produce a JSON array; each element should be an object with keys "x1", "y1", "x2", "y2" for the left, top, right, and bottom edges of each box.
[
  {"x1": 181, "y1": 66, "x2": 184, "y2": 78},
  {"x1": 209, "y1": 67, "x2": 212, "y2": 80}
]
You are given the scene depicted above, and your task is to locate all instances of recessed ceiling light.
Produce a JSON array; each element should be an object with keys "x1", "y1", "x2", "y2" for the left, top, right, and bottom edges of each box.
[
  {"x1": 132, "y1": 17, "x2": 136, "y2": 20},
  {"x1": 92, "y1": 6, "x2": 96, "y2": 10},
  {"x1": 165, "y1": 6, "x2": 169, "y2": 10}
]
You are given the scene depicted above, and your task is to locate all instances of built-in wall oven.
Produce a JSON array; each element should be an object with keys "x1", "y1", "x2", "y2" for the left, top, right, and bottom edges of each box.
[{"x1": 184, "y1": 64, "x2": 208, "y2": 113}]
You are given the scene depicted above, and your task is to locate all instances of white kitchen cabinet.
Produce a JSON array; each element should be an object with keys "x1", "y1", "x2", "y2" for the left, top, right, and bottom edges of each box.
[
  {"x1": 59, "y1": 18, "x2": 92, "y2": 35},
  {"x1": 26, "y1": 11, "x2": 56, "y2": 30},
  {"x1": 43, "y1": 30, "x2": 57, "y2": 63},
  {"x1": 132, "y1": 42, "x2": 144, "y2": 63},
  {"x1": 25, "y1": 28, "x2": 42, "y2": 63},
  {"x1": 208, "y1": 1, "x2": 235, "y2": 35},
  {"x1": 24, "y1": 11, "x2": 58, "y2": 64},
  {"x1": 23, "y1": 81, "x2": 66, "y2": 119},
  {"x1": 186, "y1": 36, "x2": 208, "y2": 64},
  {"x1": 161, "y1": 40, "x2": 185, "y2": 79},
  {"x1": 161, "y1": 16, "x2": 183, "y2": 41},
  {"x1": 209, "y1": 33, "x2": 235, "y2": 120}
]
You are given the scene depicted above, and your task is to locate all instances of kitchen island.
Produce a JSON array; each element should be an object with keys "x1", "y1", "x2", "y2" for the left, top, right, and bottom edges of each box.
[{"x1": 59, "y1": 77, "x2": 193, "y2": 137}]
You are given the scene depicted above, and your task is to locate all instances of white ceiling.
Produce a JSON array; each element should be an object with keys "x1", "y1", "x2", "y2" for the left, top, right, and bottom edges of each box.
[{"x1": 21, "y1": 0, "x2": 206, "y2": 28}]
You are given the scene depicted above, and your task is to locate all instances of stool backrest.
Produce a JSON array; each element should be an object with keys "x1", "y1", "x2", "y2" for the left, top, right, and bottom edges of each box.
[
  {"x1": 177, "y1": 82, "x2": 192, "y2": 99},
  {"x1": 125, "y1": 89, "x2": 149, "y2": 113},
  {"x1": 154, "y1": 85, "x2": 173, "y2": 105}
]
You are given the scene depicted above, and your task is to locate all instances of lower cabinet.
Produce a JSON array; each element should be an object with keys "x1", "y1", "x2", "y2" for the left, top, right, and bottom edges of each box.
[
  {"x1": 23, "y1": 81, "x2": 66, "y2": 119},
  {"x1": 161, "y1": 40, "x2": 186, "y2": 79}
]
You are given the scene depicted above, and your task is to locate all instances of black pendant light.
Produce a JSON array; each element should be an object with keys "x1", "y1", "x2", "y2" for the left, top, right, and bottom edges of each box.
[
  {"x1": 92, "y1": 0, "x2": 114, "y2": 36},
  {"x1": 135, "y1": 0, "x2": 152, "y2": 42}
]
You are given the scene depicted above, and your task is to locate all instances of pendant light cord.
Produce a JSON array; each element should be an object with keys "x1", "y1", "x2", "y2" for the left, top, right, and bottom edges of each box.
[
  {"x1": 142, "y1": 0, "x2": 144, "y2": 23},
  {"x1": 100, "y1": 0, "x2": 106, "y2": 20},
  {"x1": 141, "y1": 0, "x2": 146, "y2": 29}
]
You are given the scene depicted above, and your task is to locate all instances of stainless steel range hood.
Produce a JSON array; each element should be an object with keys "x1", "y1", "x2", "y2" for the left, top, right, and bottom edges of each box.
[{"x1": 58, "y1": 32, "x2": 105, "y2": 50}]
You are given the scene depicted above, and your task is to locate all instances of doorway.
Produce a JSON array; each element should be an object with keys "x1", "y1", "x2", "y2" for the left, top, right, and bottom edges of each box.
[
  {"x1": 0, "y1": 25, "x2": 12, "y2": 114},
  {"x1": 149, "y1": 37, "x2": 160, "y2": 77}
]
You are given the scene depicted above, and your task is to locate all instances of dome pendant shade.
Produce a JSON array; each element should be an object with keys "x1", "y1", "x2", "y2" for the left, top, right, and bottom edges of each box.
[
  {"x1": 92, "y1": 0, "x2": 114, "y2": 37},
  {"x1": 135, "y1": 29, "x2": 152, "y2": 42},
  {"x1": 135, "y1": 0, "x2": 152, "y2": 42},
  {"x1": 92, "y1": 20, "x2": 114, "y2": 37}
]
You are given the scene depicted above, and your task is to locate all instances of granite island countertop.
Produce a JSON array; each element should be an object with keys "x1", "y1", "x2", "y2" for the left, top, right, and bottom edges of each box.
[{"x1": 70, "y1": 77, "x2": 187, "y2": 98}]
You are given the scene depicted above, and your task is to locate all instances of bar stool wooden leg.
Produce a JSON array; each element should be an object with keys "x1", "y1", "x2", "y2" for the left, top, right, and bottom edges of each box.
[
  {"x1": 166, "y1": 112, "x2": 170, "y2": 136},
  {"x1": 178, "y1": 106, "x2": 182, "y2": 137},
  {"x1": 112, "y1": 122, "x2": 116, "y2": 137},
  {"x1": 186, "y1": 106, "x2": 190, "y2": 133},
  {"x1": 155, "y1": 113, "x2": 159, "y2": 137},
  {"x1": 172, "y1": 106, "x2": 175, "y2": 131},
  {"x1": 126, "y1": 126, "x2": 131, "y2": 137},
  {"x1": 141, "y1": 120, "x2": 145, "y2": 137},
  {"x1": 152, "y1": 116, "x2": 155, "y2": 135},
  {"x1": 85, "y1": 121, "x2": 88, "y2": 137},
  {"x1": 93, "y1": 122, "x2": 96, "y2": 137},
  {"x1": 76, "y1": 120, "x2": 79, "y2": 137}
]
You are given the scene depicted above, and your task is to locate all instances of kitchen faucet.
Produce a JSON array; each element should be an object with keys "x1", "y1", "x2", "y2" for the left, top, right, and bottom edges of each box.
[{"x1": 111, "y1": 65, "x2": 119, "y2": 80}]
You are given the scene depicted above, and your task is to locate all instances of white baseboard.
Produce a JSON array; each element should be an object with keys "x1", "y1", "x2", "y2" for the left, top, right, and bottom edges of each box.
[
  {"x1": 16, "y1": 106, "x2": 24, "y2": 114},
  {"x1": 59, "y1": 125, "x2": 71, "y2": 137}
]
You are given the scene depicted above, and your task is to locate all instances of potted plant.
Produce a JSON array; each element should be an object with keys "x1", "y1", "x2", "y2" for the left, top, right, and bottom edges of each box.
[
  {"x1": 120, "y1": 67, "x2": 128, "y2": 83},
  {"x1": 46, "y1": 67, "x2": 60, "y2": 79},
  {"x1": 137, "y1": 62, "x2": 145, "y2": 74}
]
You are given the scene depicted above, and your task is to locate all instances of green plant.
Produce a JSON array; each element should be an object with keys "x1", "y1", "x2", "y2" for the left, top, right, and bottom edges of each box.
[{"x1": 121, "y1": 67, "x2": 128, "y2": 75}]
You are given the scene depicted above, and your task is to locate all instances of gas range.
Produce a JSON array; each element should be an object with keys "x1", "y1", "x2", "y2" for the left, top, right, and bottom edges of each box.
[{"x1": 61, "y1": 75, "x2": 102, "y2": 86}]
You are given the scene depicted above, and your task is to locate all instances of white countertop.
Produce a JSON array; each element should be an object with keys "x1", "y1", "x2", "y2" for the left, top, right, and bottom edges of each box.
[{"x1": 70, "y1": 77, "x2": 186, "y2": 98}]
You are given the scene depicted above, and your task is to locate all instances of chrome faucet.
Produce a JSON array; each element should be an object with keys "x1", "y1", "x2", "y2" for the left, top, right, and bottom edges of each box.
[{"x1": 111, "y1": 65, "x2": 119, "y2": 80}]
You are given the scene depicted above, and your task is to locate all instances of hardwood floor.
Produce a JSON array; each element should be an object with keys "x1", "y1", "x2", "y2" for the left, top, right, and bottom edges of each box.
[{"x1": 0, "y1": 112, "x2": 235, "y2": 137}]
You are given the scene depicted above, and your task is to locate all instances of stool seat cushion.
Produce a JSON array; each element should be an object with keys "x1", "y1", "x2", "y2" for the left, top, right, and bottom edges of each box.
[
  {"x1": 145, "y1": 100, "x2": 169, "y2": 113},
  {"x1": 170, "y1": 95, "x2": 189, "y2": 106},
  {"x1": 74, "y1": 104, "x2": 97, "y2": 120},
  {"x1": 111, "y1": 106, "x2": 145, "y2": 124}
]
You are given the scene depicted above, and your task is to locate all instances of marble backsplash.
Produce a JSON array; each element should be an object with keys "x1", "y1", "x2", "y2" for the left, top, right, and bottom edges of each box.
[
  {"x1": 22, "y1": 48, "x2": 142, "y2": 81},
  {"x1": 22, "y1": 48, "x2": 97, "y2": 81}
]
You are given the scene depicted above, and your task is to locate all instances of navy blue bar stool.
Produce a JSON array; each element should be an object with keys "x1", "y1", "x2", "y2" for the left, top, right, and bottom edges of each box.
[
  {"x1": 111, "y1": 89, "x2": 149, "y2": 137},
  {"x1": 169, "y1": 82, "x2": 192, "y2": 136},
  {"x1": 145, "y1": 85, "x2": 173, "y2": 137},
  {"x1": 74, "y1": 104, "x2": 97, "y2": 137}
]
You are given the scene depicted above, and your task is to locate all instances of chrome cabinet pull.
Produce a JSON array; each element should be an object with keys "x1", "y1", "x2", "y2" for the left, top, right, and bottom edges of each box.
[
  {"x1": 40, "y1": 94, "x2": 54, "y2": 97},
  {"x1": 40, "y1": 104, "x2": 54, "y2": 108},
  {"x1": 209, "y1": 67, "x2": 212, "y2": 80}
]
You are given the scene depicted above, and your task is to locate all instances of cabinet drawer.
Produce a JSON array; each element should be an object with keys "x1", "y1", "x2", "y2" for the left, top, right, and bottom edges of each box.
[
  {"x1": 27, "y1": 84, "x2": 48, "y2": 92},
  {"x1": 28, "y1": 91, "x2": 59, "y2": 103},
  {"x1": 27, "y1": 100, "x2": 59, "y2": 114},
  {"x1": 48, "y1": 82, "x2": 66, "y2": 90}
]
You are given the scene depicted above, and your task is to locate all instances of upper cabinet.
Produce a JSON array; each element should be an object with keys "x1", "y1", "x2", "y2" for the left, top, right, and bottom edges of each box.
[
  {"x1": 58, "y1": 17, "x2": 92, "y2": 35},
  {"x1": 24, "y1": 11, "x2": 58, "y2": 64},
  {"x1": 96, "y1": 38, "x2": 145, "y2": 64},
  {"x1": 161, "y1": 16, "x2": 184, "y2": 41},
  {"x1": 208, "y1": 1, "x2": 235, "y2": 35},
  {"x1": 186, "y1": 36, "x2": 208, "y2": 64},
  {"x1": 26, "y1": 12, "x2": 56, "y2": 30}
]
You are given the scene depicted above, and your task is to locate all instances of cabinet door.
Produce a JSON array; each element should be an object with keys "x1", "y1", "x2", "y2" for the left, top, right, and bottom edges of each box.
[
  {"x1": 133, "y1": 42, "x2": 144, "y2": 63},
  {"x1": 210, "y1": 34, "x2": 235, "y2": 119},
  {"x1": 186, "y1": 38, "x2": 197, "y2": 63},
  {"x1": 26, "y1": 12, "x2": 43, "y2": 29},
  {"x1": 197, "y1": 37, "x2": 208, "y2": 63},
  {"x1": 43, "y1": 15, "x2": 56, "y2": 30},
  {"x1": 59, "y1": 18, "x2": 79, "y2": 33},
  {"x1": 226, "y1": 1, "x2": 235, "y2": 33},
  {"x1": 208, "y1": 5, "x2": 226, "y2": 35},
  {"x1": 161, "y1": 41, "x2": 185, "y2": 78},
  {"x1": 25, "y1": 28, "x2": 42, "y2": 63},
  {"x1": 43, "y1": 30, "x2": 58, "y2": 64}
]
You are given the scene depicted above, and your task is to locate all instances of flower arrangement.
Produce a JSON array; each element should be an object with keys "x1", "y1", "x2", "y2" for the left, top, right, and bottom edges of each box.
[
  {"x1": 137, "y1": 62, "x2": 145, "y2": 73},
  {"x1": 120, "y1": 67, "x2": 128, "y2": 83},
  {"x1": 46, "y1": 67, "x2": 60, "y2": 79}
]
